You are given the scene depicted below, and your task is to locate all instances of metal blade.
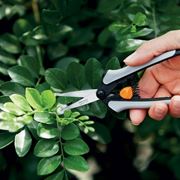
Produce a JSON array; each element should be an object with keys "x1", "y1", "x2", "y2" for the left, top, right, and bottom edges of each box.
[
  {"x1": 55, "y1": 89, "x2": 97, "y2": 98},
  {"x1": 57, "y1": 92, "x2": 99, "y2": 114}
]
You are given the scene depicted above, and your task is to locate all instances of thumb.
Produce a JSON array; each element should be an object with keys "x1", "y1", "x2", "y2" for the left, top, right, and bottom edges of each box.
[{"x1": 123, "y1": 30, "x2": 180, "y2": 66}]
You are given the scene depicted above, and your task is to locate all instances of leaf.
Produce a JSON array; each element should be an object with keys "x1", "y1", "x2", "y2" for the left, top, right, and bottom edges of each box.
[
  {"x1": 0, "y1": 132, "x2": 14, "y2": 149},
  {"x1": 61, "y1": 123, "x2": 80, "y2": 140},
  {"x1": 0, "y1": 33, "x2": 21, "y2": 54},
  {"x1": 3, "y1": 102, "x2": 25, "y2": 116},
  {"x1": 85, "y1": 58, "x2": 103, "y2": 88},
  {"x1": 37, "y1": 155, "x2": 62, "y2": 176},
  {"x1": 17, "y1": 115, "x2": 33, "y2": 124},
  {"x1": 55, "y1": 57, "x2": 79, "y2": 70},
  {"x1": 64, "y1": 155, "x2": 89, "y2": 172},
  {"x1": 8, "y1": 66, "x2": 35, "y2": 86},
  {"x1": 67, "y1": 62, "x2": 85, "y2": 89},
  {"x1": 37, "y1": 123, "x2": 59, "y2": 139},
  {"x1": 45, "y1": 68, "x2": 67, "y2": 90},
  {"x1": 0, "y1": 82, "x2": 25, "y2": 96},
  {"x1": 98, "y1": 0, "x2": 122, "y2": 13},
  {"x1": 117, "y1": 39, "x2": 144, "y2": 53},
  {"x1": 42, "y1": 9, "x2": 62, "y2": 25},
  {"x1": 34, "y1": 112, "x2": 55, "y2": 124},
  {"x1": 48, "y1": 43, "x2": 68, "y2": 60},
  {"x1": 131, "y1": 28, "x2": 153, "y2": 38},
  {"x1": 19, "y1": 55, "x2": 40, "y2": 78},
  {"x1": 133, "y1": 12, "x2": 147, "y2": 26},
  {"x1": 0, "y1": 49, "x2": 16, "y2": 65},
  {"x1": 67, "y1": 29, "x2": 94, "y2": 47},
  {"x1": 64, "y1": 138, "x2": 89, "y2": 155},
  {"x1": 25, "y1": 88, "x2": 43, "y2": 110},
  {"x1": 88, "y1": 101, "x2": 107, "y2": 119},
  {"x1": 105, "y1": 56, "x2": 120, "y2": 70},
  {"x1": 34, "y1": 139, "x2": 59, "y2": 157},
  {"x1": 13, "y1": 18, "x2": 33, "y2": 37},
  {"x1": 45, "y1": 170, "x2": 65, "y2": 180},
  {"x1": 10, "y1": 94, "x2": 32, "y2": 112},
  {"x1": 14, "y1": 129, "x2": 32, "y2": 157},
  {"x1": 0, "y1": 111, "x2": 15, "y2": 120},
  {"x1": 0, "y1": 120, "x2": 24, "y2": 133},
  {"x1": 41, "y1": 90, "x2": 56, "y2": 109}
]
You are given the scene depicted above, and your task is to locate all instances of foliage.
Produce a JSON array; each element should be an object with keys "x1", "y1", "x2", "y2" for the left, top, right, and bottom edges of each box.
[{"x1": 0, "y1": 0, "x2": 179, "y2": 179}]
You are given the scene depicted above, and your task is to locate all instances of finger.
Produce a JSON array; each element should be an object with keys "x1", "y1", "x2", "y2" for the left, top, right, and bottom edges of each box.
[
  {"x1": 164, "y1": 79, "x2": 180, "y2": 95},
  {"x1": 124, "y1": 30, "x2": 180, "y2": 66},
  {"x1": 169, "y1": 96, "x2": 180, "y2": 117},
  {"x1": 148, "y1": 86, "x2": 170, "y2": 120},
  {"x1": 129, "y1": 109, "x2": 147, "y2": 125},
  {"x1": 129, "y1": 68, "x2": 160, "y2": 125},
  {"x1": 148, "y1": 102, "x2": 168, "y2": 120}
]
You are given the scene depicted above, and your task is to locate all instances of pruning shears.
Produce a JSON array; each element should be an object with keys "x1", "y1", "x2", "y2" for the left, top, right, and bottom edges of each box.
[{"x1": 56, "y1": 49, "x2": 180, "y2": 114}]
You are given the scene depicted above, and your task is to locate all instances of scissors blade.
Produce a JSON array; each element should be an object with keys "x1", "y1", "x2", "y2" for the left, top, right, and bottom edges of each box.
[
  {"x1": 57, "y1": 91, "x2": 99, "y2": 114},
  {"x1": 55, "y1": 89, "x2": 97, "y2": 98}
]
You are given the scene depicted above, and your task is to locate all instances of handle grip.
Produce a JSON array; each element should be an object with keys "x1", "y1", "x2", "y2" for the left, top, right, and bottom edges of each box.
[
  {"x1": 103, "y1": 49, "x2": 180, "y2": 84},
  {"x1": 108, "y1": 98, "x2": 171, "y2": 112}
]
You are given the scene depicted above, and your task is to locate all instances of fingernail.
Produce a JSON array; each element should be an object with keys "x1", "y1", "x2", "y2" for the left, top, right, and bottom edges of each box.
[
  {"x1": 123, "y1": 52, "x2": 137, "y2": 63},
  {"x1": 132, "y1": 121, "x2": 140, "y2": 126}
]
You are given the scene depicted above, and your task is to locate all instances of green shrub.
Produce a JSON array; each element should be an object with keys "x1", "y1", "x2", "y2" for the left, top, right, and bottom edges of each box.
[{"x1": 0, "y1": 0, "x2": 179, "y2": 179}]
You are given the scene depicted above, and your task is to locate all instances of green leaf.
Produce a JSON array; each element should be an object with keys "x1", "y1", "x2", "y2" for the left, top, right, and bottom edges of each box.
[
  {"x1": 10, "y1": 94, "x2": 32, "y2": 112},
  {"x1": 37, "y1": 123, "x2": 59, "y2": 139},
  {"x1": 48, "y1": 43, "x2": 68, "y2": 60},
  {"x1": 98, "y1": 0, "x2": 122, "y2": 13},
  {"x1": 64, "y1": 138, "x2": 89, "y2": 155},
  {"x1": 117, "y1": 39, "x2": 144, "y2": 53},
  {"x1": 3, "y1": 102, "x2": 25, "y2": 116},
  {"x1": 45, "y1": 170, "x2": 65, "y2": 180},
  {"x1": 85, "y1": 58, "x2": 103, "y2": 88},
  {"x1": 0, "y1": 132, "x2": 14, "y2": 149},
  {"x1": 16, "y1": 115, "x2": 33, "y2": 124},
  {"x1": 55, "y1": 57, "x2": 79, "y2": 70},
  {"x1": 0, "y1": 111, "x2": 15, "y2": 120},
  {"x1": 37, "y1": 155, "x2": 62, "y2": 176},
  {"x1": 133, "y1": 12, "x2": 147, "y2": 26},
  {"x1": 0, "y1": 82, "x2": 25, "y2": 96},
  {"x1": 67, "y1": 62, "x2": 85, "y2": 89},
  {"x1": 105, "y1": 57, "x2": 120, "y2": 70},
  {"x1": 0, "y1": 33, "x2": 21, "y2": 54},
  {"x1": 68, "y1": 29, "x2": 94, "y2": 47},
  {"x1": 0, "y1": 49, "x2": 16, "y2": 65},
  {"x1": 64, "y1": 155, "x2": 89, "y2": 172},
  {"x1": 34, "y1": 112, "x2": 55, "y2": 124},
  {"x1": 45, "y1": 68, "x2": 67, "y2": 90},
  {"x1": 0, "y1": 120, "x2": 24, "y2": 132},
  {"x1": 34, "y1": 139, "x2": 59, "y2": 157},
  {"x1": 0, "y1": 62, "x2": 8, "y2": 75},
  {"x1": 41, "y1": 90, "x2": 56, "y2": 109},
  {"x1": 14, "y1": 129, "x2": 32, "y2": 157},
  {"x1": 8, "y1": 66, "x2": 35, "y2": 86},
  {"x1": 25, "y1": 88, "x2": 43, "y2": 110},
  {"x1": 131, "y1": 28, "x2": 153, "y2": 38},
  {"x1": 61, "y1": 123, "x2": 80, "y2": 140},
  {"x1": 13, "y1": 18, "x2": 33, "y2": 37},
  {"x1": 19, "y1": 55, "x2": 40, "y2": 78},
  {"x1": 42, "y1": 9, "x2": 62, "y2": 25}
]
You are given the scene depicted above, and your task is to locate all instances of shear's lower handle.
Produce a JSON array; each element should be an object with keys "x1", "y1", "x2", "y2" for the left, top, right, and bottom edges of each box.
[{"x1": 108, "y1": 98, "x2": 171, "y2": 112}]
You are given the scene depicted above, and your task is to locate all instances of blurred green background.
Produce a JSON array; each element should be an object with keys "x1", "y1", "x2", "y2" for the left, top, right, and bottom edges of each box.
[{"x1": 0, "y1": 0, "x2": 180, "y2": 179}]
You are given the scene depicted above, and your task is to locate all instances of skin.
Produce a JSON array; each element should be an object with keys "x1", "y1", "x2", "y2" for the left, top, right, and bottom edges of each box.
[{"x1": 123, "y1": 30, "x2": 180, "y2": 125}]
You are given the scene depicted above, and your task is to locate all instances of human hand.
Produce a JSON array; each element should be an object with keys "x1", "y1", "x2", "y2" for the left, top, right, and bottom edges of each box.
[{"x1": 123, "y1": 30, "x2": 180, "y2": 125}]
